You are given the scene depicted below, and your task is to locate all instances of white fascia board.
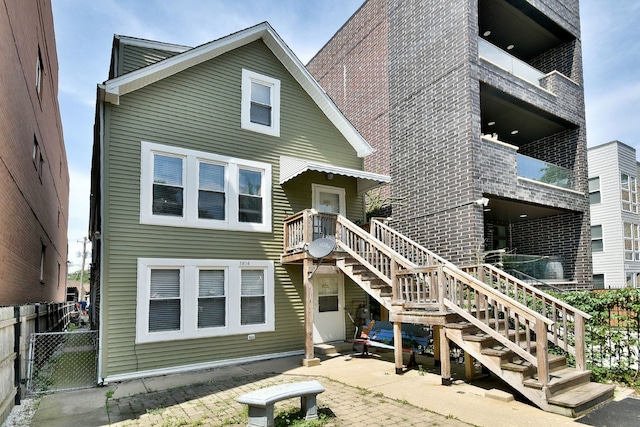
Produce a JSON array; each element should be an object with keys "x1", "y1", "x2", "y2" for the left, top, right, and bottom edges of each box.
[{"x1": 103, "y1": 23, "x2": 375, "y2": 158}]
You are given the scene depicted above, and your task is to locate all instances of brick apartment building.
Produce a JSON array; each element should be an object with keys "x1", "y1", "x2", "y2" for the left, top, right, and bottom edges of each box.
[
  {"x1": 0, "y1": 0, "x2": 69, "y2": 304},
  {"x1": 308, "y1": 0, "x2": 591, "y2": 288}
]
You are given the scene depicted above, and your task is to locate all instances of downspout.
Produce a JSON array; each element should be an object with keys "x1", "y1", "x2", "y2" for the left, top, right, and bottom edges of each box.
[{"x1": 96, "y1": 86, "x2": 106, "y2": 385}]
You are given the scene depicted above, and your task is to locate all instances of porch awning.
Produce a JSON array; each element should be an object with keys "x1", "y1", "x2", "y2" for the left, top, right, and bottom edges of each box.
[{"x1": 279, "y1": 156, "x2": 391, "y2": 193}]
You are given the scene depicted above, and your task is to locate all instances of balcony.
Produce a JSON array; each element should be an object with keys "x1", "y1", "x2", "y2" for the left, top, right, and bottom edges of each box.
[
  {"x1": 517, "y1": 154, "x2": 573, "y2": 189},
  {"x1": 478, "y1": 39, "x2": 546, "y2": 88}
]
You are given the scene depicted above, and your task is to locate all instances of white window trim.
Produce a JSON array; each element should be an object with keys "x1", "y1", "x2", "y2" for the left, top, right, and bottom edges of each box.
[
  {"x1": 136, "y1": 258, "x2": 275, "y2": 344},
  {"x1": 312, "y1": 184, "x2": 346, "y2": 215},
  {"x1": 140, "y1": 141, "x2": 272, "y2": 232},
  {"x1": 241, "y1": 69, "x2": 280, "y2": 137}
]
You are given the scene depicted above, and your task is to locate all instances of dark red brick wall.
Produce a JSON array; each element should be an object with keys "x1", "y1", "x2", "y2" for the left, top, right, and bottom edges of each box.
[{"x1": 0, "y1": 0, "x2": 69, "y2": 304}]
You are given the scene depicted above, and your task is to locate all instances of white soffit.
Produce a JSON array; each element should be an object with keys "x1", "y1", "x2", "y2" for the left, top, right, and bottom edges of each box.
[{"x1": 280, "y1": 156, "x2": 390, "y2": 193}]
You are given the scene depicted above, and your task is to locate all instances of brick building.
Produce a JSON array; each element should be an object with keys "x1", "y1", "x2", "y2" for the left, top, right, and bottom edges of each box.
[
  {"x1": 308, "y1": 0, "x2": 591, "y2": 288},
  {"x1": 0, "y1": 0, "x2": 69, "y2": 304}
]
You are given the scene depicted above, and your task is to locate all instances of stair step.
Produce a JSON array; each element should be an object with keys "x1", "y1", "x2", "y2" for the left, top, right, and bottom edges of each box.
[
  {"x1": 524, "y1": 367, "x2": 592, "y2": 395},
  {"x1": 547, "y1": 381, "x2": 615, "y2": 417}
]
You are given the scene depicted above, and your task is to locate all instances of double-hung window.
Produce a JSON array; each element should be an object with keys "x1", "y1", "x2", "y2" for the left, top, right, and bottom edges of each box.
[
  {"x1": 141, "y1": 142, "x2": 271, "y2": 232},
  {"x1": 589, "y1": 177, "x2": 601, "y2": 204},
  {"x1": 241, "y1": 69, "x2": 280, "y2": 137},
  {"x1": 137, "y1": 259, "x2": 274, "y2": 343},
  {"x1": 591, "y1": 225, "x2": 603, "y2": 253}
]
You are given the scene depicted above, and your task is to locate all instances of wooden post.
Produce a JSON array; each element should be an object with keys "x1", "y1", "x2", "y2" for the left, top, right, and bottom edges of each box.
[
  {"x1": 575, "y1": 315, "x2": 586, "y2": 371},
  {"x1": 302, "y1": 257, "x2": 320, "y2": 367},
  {"x1": 440, "y1": 326, "x2": 452, "y2": 385},
  {"x1": 535, "y1": 320, "x2": 549, "y2": 388},
  {"x1": 433, "y1": 325, "x2": 441, "y2": 366},
  {"x1": 393, "y1": 321, "x2": 403, "y2": 374},
  {"x1": 464, "y1": 352, "x2": 475, "y2": 380}
]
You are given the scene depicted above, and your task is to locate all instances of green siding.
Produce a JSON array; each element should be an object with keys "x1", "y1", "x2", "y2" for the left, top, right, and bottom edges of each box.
[
  {"x1": 101, "y1": 40, "x2": 367, "y2": 378},
  {"x1": 119, "y1": 44, "x2": 182, "y2": 75}
]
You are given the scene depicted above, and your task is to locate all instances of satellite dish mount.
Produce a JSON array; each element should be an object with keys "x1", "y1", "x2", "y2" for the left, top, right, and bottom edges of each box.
[{"x1": 306, "y1": 237, "x2": 335, "y2": 279}]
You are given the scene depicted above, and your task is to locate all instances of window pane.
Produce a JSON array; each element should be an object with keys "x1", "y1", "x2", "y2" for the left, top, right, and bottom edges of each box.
[
  {"x1": 589, "y1": 192, "x2": 601, "y2": 204},
  {"x1": 251, "y1": 82, "x2": 271, "y2": 105},
  {"x1": 239, "y1": 170, "x2": 262, "y2": 196},
  {"x1": 150, "y1": 269, "x2": 180, "y2": 298},
  {"x1": 199, "y1": 163, "x2": 225, "y2": 192},
  {"x1": 198, "y1": 298, "x2": 225, "y2": 328},
  {"x1": 593, "y1": 274, "x2": 604, "y2": 290},
  {"x1": 239, "y1": 195, "x2": 262, "y2": 223},
  {"x1": 319, "y1": 295, "x2": 339, "y2": 312},
  {"x1": 250, "y1": 104, "x2": 271, "y2": 126},
  {"x1": 149, "y1": 300, "x2": 181, "y2": 332},
  {"x1": 198, "y1": 190, "x2": 225, "y2": 220},
  {"x1": 592, "y1": 240, "x2": 603, "y2": 252},
  {"x1": 591, "y1": 225, "x2": 602, "y2": 239},
  {"x1": 241, "y1": 270, "x2": 265, "y2": 325},
  {"x1": 588, "y1": 177, "x2": 600, "y2": 192},
  {"x1": 241, "y1": 296, "x2": 265, "y2": 325},
  {"x1": 199, "y1": 270, "x2": 225, "y2": 297},
  {"x1": 198, "y1": 270, "x2": 226, "y2": 329},
  {"x1": 153, "y1": 154, "x2": 184, "y2": 216},
  {"x1": 241, "y1": 270, "x2": 264, "y2": 295},
  {"x1": 153, "y1": 185, "x2": 184, "y2": 216},
  {"x1": 154, "y1": 155, "x2": 182, "y2": 186}
]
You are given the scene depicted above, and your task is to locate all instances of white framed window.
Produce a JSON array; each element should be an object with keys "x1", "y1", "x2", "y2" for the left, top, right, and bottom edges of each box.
[
  {"x1": 312, "y1": 184, "x2": 346, "y2": 215},
  {"x1": 140, "y1": 141, "x2": 272, "y2": 232},
  {"x1": 589, "y1": 177, "x2": 601, "y2": 204},
  {"x1": 241, "y1": 69, "x2": 280, "y2": 137},
  {"x1": 136, "y1": 258, "x2": 274, "y2": 344},
  {"x1": 591, "y1": 225, "x2": 603, "y2": 252},
  {"x1": 624, "y1": 222, "x2": 640, "y2": 261},
  {"x1": 621, "y1": 174, "x2": 637, "y2": 212}
]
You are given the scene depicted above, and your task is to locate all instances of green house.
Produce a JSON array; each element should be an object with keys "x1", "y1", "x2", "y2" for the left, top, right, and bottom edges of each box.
[{"x1": 89, "y1": 22, "x2": 390, "y2": 382}]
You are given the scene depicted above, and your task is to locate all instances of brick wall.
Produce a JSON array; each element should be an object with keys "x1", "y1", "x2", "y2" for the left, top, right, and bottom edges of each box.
[
  {"x1": 0, "y1": 0, "x2": 69, "y2": 304},
  {"x1": 309, "y1": 0, "x2": 591, "y2": 281}
]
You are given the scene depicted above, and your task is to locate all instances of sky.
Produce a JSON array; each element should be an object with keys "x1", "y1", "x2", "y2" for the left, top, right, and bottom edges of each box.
[{"x1": 50, "y1": 1, "x2": 640, "y2": 272}]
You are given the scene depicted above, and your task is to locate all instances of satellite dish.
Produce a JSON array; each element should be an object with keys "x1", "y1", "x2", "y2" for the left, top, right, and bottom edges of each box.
[{"x1": 307, "y1": 237, "x2": 335, "y2": 259}]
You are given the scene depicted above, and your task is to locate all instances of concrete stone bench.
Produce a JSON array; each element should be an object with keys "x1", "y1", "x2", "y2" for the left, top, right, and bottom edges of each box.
[{"x1": 237, "y1": 380, "x2": 325, "y2": 427}]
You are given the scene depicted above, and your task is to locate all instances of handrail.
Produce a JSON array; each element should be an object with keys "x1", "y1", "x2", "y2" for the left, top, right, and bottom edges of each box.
[
  {"x1": 283, "y1": 213, "x2": 559, "y2": 385},
  {"x1": 461, "y1": 263, "x2": 590, "y2": 370}
]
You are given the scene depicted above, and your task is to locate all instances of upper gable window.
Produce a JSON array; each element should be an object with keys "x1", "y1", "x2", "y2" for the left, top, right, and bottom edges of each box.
[
  {"x1": 141, "y1": 141, "x2": 272, "y2": 232},
  {"x1": 241, "y1": 69, "x2": 280, "y2": 137}
]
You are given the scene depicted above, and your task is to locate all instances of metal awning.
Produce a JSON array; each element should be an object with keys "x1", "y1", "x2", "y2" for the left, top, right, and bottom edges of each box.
[{"x1": 279, "y1": 156, "x2": 391, "y2": 193}]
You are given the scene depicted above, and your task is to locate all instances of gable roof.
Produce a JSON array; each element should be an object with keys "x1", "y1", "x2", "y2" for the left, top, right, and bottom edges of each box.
[{"x1": 98, "y1": 22, "x2": 375, "y2": 158}]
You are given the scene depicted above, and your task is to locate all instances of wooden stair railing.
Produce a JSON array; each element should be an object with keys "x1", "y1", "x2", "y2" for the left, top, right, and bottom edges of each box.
[
  {"x1": 283, "y1": 212, "x2": 557, "y2": 387},
  {"x1": 460, "y1": 264, "x2": 591, "y2": 371}
]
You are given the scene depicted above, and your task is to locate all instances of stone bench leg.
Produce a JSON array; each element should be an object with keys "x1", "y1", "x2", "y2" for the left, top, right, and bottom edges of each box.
[
  {"x1": 301, "y1": 393, "x2": 319, "y2": 420},
  {"x1": 246, "y1": 404, "x2": 274, "y2": 427}
]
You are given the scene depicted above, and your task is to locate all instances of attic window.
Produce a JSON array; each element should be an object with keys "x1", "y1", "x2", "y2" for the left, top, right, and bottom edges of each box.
[{"x1": 241, "y1": 69, "x2": 280, "y2": 137}]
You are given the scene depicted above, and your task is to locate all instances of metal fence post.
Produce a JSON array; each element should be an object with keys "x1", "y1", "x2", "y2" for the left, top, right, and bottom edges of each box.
[{"x1": 14, "y1": 306, "x2": 21, "y2": 404}]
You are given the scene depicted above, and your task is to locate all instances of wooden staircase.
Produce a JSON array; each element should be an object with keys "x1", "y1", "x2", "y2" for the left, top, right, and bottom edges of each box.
[{"x1": 282, "y1": 210, "x2": 615, "y2": 417}]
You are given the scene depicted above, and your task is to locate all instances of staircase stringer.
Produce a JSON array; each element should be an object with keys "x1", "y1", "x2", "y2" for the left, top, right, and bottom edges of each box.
[{"x1": 445, "y1": 327, "x2": 550, "y2": 411}]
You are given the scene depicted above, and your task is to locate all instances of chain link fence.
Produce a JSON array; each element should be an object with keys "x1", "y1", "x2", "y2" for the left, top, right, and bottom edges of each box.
[{"x1": 26, "y1": 330, "x2": 98, "y2": 395}]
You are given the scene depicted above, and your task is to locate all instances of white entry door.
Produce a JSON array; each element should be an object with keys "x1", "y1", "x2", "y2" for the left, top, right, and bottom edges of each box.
[
  {"x1": 313, "y1": 274, "x2": 345, "y2": 344},
  {"x1": 312, "y1": 184, "x2": 345, "y2": 215}
]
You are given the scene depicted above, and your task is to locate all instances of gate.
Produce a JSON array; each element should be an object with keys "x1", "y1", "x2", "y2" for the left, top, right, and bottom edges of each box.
[{"x1": 26, "y1": 330, "x2": 98, "y2": 395}]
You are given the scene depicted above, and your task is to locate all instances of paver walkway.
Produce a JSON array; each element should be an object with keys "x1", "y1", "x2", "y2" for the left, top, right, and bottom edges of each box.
[{"x1": 107, "y1": 372, "x2": 472, "y2": 426}]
